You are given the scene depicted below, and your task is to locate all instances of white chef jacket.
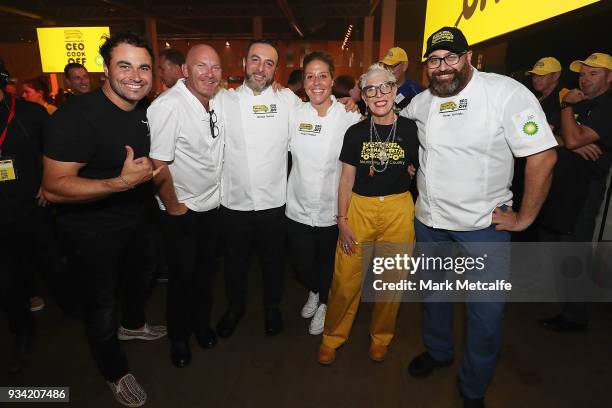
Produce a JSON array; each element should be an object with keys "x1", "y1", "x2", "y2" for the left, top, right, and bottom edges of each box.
[
  {"x1": 286, "y1": 97, "x2": 362, "y2": 227},
  {"x1": 401, "y1": 68, "x2": 557, "y2": 231},
  {"x1": 147, "y1": 79, "x2": 225, "y2": 212},
  {"x1": 220, "y1": 83, "x2": 302, "y2": 211}
]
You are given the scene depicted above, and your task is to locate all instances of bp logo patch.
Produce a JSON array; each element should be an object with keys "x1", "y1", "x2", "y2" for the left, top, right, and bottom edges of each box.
[{"x1": 522, "y1": 121, "x2": 539, "y2": 135}]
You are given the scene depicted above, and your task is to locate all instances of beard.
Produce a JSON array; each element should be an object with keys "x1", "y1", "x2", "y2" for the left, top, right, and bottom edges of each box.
[
  {"x1": 245, "y1": 71, "x2": 273, "y2": 93},
  {"x1": 429, "y1": 63, "x2": 472, "y2": 97}
]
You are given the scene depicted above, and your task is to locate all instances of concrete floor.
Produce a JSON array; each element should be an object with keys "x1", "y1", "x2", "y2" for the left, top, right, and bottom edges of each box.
[{"x1": 2, "y1": 261, "x2": 612, "y2": 408}]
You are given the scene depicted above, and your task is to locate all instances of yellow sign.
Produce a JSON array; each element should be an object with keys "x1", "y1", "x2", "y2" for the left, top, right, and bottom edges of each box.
[
  {"x1": 423, "y1": 0, "x2": 600, "y2": 56},
  {"x1": 36, "y1": 27, "x2": 110, "y2": 73}
]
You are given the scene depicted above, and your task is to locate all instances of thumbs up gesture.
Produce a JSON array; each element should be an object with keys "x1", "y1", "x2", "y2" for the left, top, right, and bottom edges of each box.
[{"x1": 118, "y1": 145, "x2": 160, "y2": 189}]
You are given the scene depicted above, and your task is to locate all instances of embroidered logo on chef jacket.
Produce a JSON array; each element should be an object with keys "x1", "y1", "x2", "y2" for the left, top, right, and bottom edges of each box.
[
  {"x1": 252, "y1": 104, "x2": 278, "y2": 118},
  {"x1": 360, "y1": 142, "x2": 405, "y2": 163},
  {"x1": 439, "y1": 98, "x2": 468, "y2": 117},
  {"x1": 513, "y1": 110, "x2": 543, "y2": 137},
  {"x1": 298, "y1": 122, "x2": 322, "y2": 135}
]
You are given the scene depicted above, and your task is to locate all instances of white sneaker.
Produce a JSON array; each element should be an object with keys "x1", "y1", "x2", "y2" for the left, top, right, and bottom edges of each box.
[
  {"x1": 309, "y1": 304, "x2": 327, "y2": 335},
  {"x1": 301, "y1": 291, "x2": 319, "y2": 318},
  {"x1": 108, "y1": 373, "x2": 147, "y2": 407},
  {"x1": 117, "y1": 323, "x2": 167, "y2": 341}
]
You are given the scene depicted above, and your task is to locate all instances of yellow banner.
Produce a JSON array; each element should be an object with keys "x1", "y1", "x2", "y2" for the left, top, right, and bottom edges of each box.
[
  {"x1": 423, "y1": 0, "x2": 600, "y2": 57},
  {"x1": 36, "y1": 27, "x2": 110, "y2": 73}
]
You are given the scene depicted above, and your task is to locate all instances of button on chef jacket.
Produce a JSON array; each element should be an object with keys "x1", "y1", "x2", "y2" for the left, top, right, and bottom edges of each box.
[
  {"x1": 147, "y1": 79, "x2": 225, "y2": 212},
  {"x1": 286, "y1": 96, "x2": 362, "y2": 227},
  {"x1": 401, "y1": 68, "x2": 557, "y2": 231},
  {"x1": 221, "y1": 84, "x2": 302, "y2": 211}
]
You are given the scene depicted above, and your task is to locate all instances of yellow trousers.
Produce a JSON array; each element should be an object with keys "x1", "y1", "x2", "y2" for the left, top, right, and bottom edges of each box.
[{"x1": 322, "y1": 191, "x2": 415, "y2": 349}]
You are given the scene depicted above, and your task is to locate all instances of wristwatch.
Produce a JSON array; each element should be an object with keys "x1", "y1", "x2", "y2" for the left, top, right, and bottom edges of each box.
[{"x1": 560, "y1": 101, "x2": 574, "y2": 110}]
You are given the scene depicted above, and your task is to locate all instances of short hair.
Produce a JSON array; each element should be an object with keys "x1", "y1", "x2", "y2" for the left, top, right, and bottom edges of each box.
[
  {"x1": 22, "y1": 76, "x2": 50, "y2": 100},
  {"x1": 359, "y1": 63, "x2": 397, "y2": 89},
  {"x1": 99, "y1": 31, "x2": 154, "y2": 67},
  {"x1": 159, "y1": 48, "x2": 185, "y2": 66},
  {"x1": 333, "y1": 75, "x2": 356, "y2": 98},
  {"x1": 287, "y1": 69, "x2": 303, "y2": 86},
  {"x1": 302, "y1": 51, "x2": 335, "y2": 79},
  {"x1": 246, "y1": 39, "x2": 279, "y2": 61},
  {"x1": 64, "y1": 62, "x2": 87, "y2": 78}
]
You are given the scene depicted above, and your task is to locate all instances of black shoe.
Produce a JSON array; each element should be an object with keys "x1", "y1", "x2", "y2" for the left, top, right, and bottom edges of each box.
[
  {"x1": 264, "y1": 308, "x2": 283, "y2": 336},
  {"x1": 170, "y1": 341, "x2": 192, "y2": 368},
  {"x1": 8, "y1": 332, "x2": 34, "y2": 374},
  {"x1": 407, "y1": 351, "x2": 453, "y2": 378},
  {"x1": 463, "y1": 397, "x2": 485, "y2": 408},
  {"x1": 195, "y1": 327, "x2": 217, "y2": 349},
  {"x1": 216, "y1": 310, "x2": 243, "y2": 338},
  {"x1": 457, "y1": 377, "x2": 485, "y2": 408},
  {"x1": 539, "y1": 315, "x2": 588, "y2": 333}
]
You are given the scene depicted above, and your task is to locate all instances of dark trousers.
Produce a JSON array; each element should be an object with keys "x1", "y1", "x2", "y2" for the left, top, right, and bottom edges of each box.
[
  {"x1": 63, "y1": 222, "x2": 153, "y2": 382},
  {"x1": 160, "y1": 208, "x2": 218, "y2": 341},
  {"x1": 220, "y1": 205, "x2": 286, "y2": 313},
  {"x1": 0, "y1": 215, "x2": 38, "y2": 338},
  {"x1": 538, "y1": 176, "x2": 607, "y2": 324},
  {"x1": 416, "y1": 219, "x2": 511, "y2": 400},
  {"x1": 287, "y1": 218, "x2": 338, "y2": 304}
]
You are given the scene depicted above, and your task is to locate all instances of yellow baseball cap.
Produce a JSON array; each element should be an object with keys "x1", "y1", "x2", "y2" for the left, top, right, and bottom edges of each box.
[
  {"x1": 569, "y1": 53, "x2": 612, "y2": 72},
  {"x1": 527, "y1": 57, "x2": 561, "y2": 75},
  {"x1": 381, "y1": 47, "x2": 408, "y2": 66}
]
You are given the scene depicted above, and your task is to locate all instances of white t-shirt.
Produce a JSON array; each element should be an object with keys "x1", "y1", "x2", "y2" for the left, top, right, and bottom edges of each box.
[
  {"x1": 220, "y1": 84, "x2": 302, "y2": 211},
  {"x1": 147, "y1": 80, "x2": 225, "y2": 212},
  {"x1": 401, "y1": 68, "x2": 557, "y2": 231},
  {"x1": 286, "y1": 97, "x2": 362, "y2": 227}
]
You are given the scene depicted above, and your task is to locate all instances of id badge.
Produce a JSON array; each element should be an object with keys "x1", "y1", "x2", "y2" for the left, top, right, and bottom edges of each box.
[{"x1": 0, "y1": 157, "x2": 17, "y2": 182}]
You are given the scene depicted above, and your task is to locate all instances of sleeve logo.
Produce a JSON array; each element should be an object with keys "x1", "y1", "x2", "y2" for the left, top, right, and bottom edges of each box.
[{"x1": 522, "y1": 121, "x2": 539, "y2": 136}]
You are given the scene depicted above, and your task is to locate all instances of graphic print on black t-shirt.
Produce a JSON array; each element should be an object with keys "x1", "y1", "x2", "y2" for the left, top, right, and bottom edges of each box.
[
  {"x1": 44, "y1": 89, "x2": 152, "y2": 233},
  {"x1": 340, "y1": 116, "x2": 419, "y2": 197}
]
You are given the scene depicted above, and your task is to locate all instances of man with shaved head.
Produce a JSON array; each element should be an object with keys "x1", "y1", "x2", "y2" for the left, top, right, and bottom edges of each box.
[{"x1": 148, "y1": 43, "x2": 225, "y2": 368}]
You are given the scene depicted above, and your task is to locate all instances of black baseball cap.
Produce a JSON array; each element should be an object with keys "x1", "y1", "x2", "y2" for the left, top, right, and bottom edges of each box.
[{"x1": 424, "y1": 27, "x2": 469, "y2": 58}]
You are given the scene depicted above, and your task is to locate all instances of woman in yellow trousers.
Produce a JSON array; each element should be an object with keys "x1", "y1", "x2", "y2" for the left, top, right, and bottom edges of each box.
[{"x1": 318, "y1": 63, "x2": 419, "y2": 364}]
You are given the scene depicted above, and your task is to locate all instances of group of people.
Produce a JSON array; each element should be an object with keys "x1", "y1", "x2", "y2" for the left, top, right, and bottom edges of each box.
[{"x1": 1, "y1": 23, "x2": 610, "y2": 408}]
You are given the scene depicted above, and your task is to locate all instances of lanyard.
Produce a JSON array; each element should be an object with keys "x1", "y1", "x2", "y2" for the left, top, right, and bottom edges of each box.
[{"x1": 0, "y1": 93, "x2": 16, "y2": 152}]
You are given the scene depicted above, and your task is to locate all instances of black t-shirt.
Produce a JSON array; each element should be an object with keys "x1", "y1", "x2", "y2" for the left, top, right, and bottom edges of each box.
[
  {"x1": 339, "y1": 116, "x2": 419, "y2": 197},
  {"x1": 539, "y1": 85, "x2": 562, "y2": 133},
  {"x1": 44, "y1": 89, "x2": 152, "y2": 233},
  {"x1": 575, "y1": 90, "x2": 612, "y2": 175},
  {"x1": 537, "y1": 91, "x2": 612, "y2": 234},
  {"x1": 0, "y1": 95, "x2": 48, "y2": 225}
]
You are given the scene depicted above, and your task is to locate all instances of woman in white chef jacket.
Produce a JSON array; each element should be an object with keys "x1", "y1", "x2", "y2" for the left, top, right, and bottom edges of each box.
[{"x1": 286, "y1": 51, "x2": 361, "y2": 335}]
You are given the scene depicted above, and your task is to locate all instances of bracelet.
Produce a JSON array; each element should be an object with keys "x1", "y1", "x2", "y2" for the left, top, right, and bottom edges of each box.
[
  {"x1": 118, "y1": 175, "x2": 132, "y2": 189},
  {"x1": 560, "y1": 101, "x2": 574, "y2": 110}
]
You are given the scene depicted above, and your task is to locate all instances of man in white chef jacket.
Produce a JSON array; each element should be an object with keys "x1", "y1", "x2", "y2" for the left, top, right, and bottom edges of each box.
[
  {"x1": 217, "y1": 40, "x2": 302, "y2": 338},
  {"x1": 401, "y1": 27, "x2": 557, "y2": 408},
  {"x1": 148, "y1": 44, "x2": 225, "y2": 368}
]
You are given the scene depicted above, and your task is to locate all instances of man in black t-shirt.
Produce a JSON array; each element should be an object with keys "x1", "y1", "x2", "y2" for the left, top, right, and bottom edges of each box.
[
  {"x1": 0, "y1": 58, "x2": 49, "y2": 373},
  {"x1": 43, "y1": 32, "x2": 163, "y2": 407},
  {"x1": 540, "y1": 52, "x2": 612, "y2": 333}
]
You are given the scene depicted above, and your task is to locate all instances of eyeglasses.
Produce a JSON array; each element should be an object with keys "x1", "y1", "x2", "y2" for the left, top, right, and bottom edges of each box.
[
  {"x1": 362, "y1": 81, "x2": 396, "y2": 98},
  {"x1": 208, "y1": 109, "x2": 219, "y2": 138},
  {"x1": 425, "y1": 52, "x2": 467, "y2": 69}
]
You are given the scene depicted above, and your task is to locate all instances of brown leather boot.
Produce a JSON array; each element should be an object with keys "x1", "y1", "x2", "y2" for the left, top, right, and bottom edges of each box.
[
  {"x1": 318, "y1": 344, "x2": 336, "y2": 365},
  {"x1": 369, "y1": 343, "x2": 388, "y2": 362}
]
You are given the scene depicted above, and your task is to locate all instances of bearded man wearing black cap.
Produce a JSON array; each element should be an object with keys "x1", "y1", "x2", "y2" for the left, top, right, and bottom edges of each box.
[{"x1": 400, "y1": 27, "x2": 557, "y2": 408}]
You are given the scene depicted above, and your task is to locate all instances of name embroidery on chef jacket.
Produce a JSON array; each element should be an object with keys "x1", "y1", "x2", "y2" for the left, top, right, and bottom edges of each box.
[
  {"x1": 252, "y1": 103, "x2": 278, "y2": 118},
  {"x1": 298, "y1": 122, "x2": 322, "y2": 136},
  {"x1": 438, "y1": 98, "x2": 468, "y2": 117}
]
